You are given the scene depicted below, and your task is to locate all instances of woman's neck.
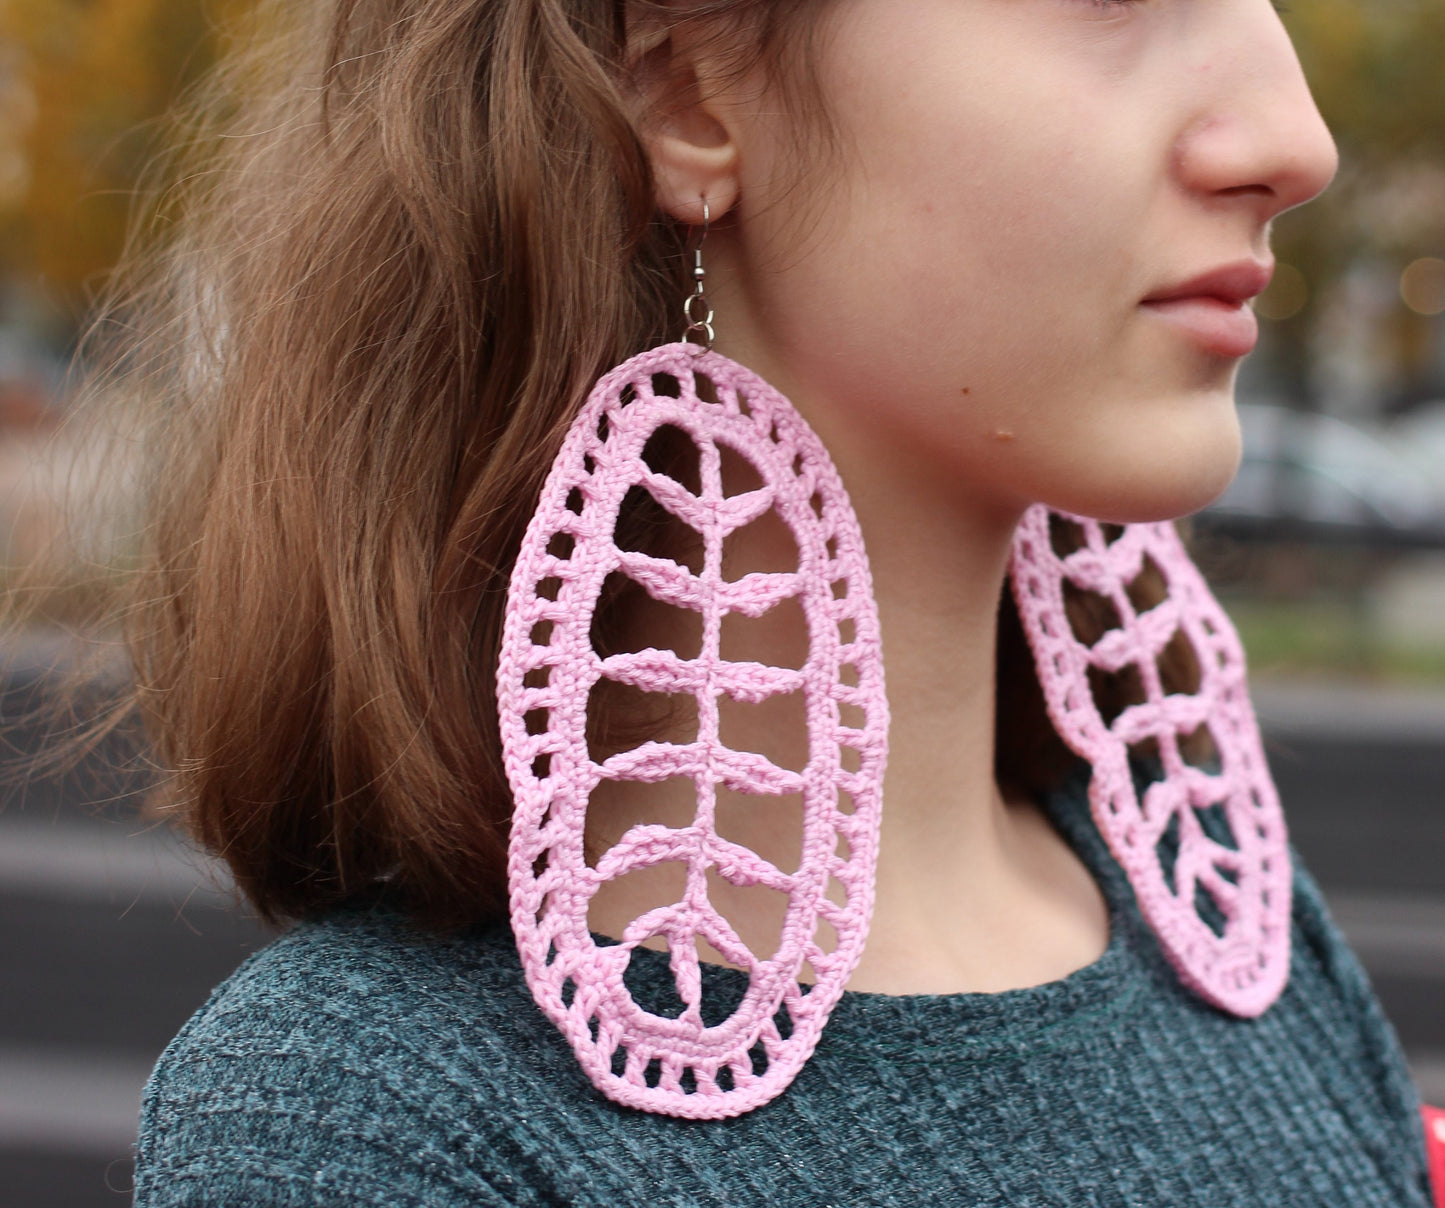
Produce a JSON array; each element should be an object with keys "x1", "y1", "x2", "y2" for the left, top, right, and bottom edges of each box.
[
  {"x1": 804, "y1": 414, "x2": 1110, "y2": 993},
  {"x1": 585, "y1": 366, "x2": 1110, "y2": 994}
]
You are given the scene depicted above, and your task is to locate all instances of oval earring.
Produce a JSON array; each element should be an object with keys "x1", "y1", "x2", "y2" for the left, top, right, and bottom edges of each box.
[
  {"x1": 497, "y1": 199, "x2": 890, "y2": 1118},
  {"x1": 1007, "y1": 511, "x2": 1292, "y2": 1018}
]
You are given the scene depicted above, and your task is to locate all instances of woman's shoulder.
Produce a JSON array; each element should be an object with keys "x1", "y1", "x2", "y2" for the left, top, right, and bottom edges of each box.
[
  {"x1": 1047, "y1": 764, "x2": 1426, "y2": 1117},
  {"x1": 134, "y1": 906, "x2": 569, "y2": 1207},
  {"x1": 171, "y1": 902, "x2": 534, "y2": 1023},
  {"x1": 1284, "y1": 853, "x2": 1425, "y2": 1108},
  {"x1": 148, "y1": 904, "x2": 548, "y2": 1075}
]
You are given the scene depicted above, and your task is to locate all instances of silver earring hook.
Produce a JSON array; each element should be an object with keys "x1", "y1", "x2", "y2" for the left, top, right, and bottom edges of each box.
[{"x1": 682, "y1": 200, "x2": 715, "y2": 353}]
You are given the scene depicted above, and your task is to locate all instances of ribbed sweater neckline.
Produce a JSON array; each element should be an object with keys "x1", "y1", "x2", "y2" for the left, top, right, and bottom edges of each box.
[{"x1": 619, "y1": 764, "x2": 1146, "y2": 1059}]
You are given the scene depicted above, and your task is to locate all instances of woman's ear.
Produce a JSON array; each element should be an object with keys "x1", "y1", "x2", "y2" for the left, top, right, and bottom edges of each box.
[{"x1": 624, "y1": 11, "x2": 741, "y2": 225}]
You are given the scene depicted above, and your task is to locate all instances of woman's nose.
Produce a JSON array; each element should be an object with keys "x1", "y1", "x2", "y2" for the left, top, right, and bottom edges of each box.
[{"x1": 1174, "y1": 4, "x2": 1340, "y2": 224}]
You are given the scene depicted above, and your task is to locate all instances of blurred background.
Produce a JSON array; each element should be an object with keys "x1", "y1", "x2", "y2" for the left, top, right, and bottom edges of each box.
[{"x1": 0, "y1": 1, "x2": 1442, "y2": 1204}]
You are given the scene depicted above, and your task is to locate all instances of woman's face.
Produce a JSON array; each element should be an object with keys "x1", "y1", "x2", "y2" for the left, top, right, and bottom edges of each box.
[{"x1": 698, "y1": 0, "x2": 1339, "y2": 524}]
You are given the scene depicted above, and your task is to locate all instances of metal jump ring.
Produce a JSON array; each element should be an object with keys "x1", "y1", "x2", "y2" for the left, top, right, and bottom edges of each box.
[
  {"x1": 684, "y1": 293, "x2": 714, "y2": 326},
  {"x1": 682, "y1": 319, "x2": 715, "y2": 350}
]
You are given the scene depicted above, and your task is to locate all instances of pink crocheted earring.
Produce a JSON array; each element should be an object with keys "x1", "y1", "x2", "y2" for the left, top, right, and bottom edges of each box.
[
  {"x1": 497, "y1": 204, "x2": 1292, "y2": 1120},
  {"x1": 499, "y1": 204, "x2": 888, "y2": 1119},
  {"x1": 1008, "y1": 512, "x2": 1292, "y2": 1018}
]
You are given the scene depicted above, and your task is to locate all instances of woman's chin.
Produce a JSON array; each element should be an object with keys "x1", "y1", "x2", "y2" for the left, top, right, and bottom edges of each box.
[{"x1": 1041, "y1": 432, "x2": 1243, "y2": 525}]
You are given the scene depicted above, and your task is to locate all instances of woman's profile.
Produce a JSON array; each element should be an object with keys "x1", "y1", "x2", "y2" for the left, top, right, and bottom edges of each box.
[{"x1": 80, "y1": 0, "x2": 1438, "y2": 1202}]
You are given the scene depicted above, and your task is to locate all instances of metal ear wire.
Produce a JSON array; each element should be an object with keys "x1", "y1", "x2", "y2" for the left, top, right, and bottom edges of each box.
[{"x1": 682, "y1": 200, "x2": 715, "y2": 353}]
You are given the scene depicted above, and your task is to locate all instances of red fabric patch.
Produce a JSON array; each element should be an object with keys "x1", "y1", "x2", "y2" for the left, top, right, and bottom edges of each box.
[{"x1": 1424, "y1": 1105, "x2": 1445, "y2": 1208}]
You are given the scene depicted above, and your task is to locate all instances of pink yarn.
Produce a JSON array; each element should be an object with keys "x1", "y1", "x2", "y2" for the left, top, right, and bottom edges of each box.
[
  {"x1": 1009, "y1": 510, "x2": 1291, "y2": 1017},
  {"x1": 498, "y1": 343, "x2": 889, "y2": 1118},
  {"x1": 499, "y1": 343, "x2": 1293, "y2": 1118}
]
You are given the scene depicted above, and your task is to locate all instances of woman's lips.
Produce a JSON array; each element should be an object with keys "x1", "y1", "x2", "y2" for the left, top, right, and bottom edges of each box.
[
  {"x1": 1139, "y1": 260, "x2": 1271, "y2": 358},
  {"x1": 1139, "y1": 294, "x2": 1260, "y2": 358}
]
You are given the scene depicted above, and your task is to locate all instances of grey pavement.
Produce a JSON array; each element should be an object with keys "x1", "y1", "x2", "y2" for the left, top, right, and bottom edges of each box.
[
  {"x1": 0, "y1": 1048, "x2": 155, "y2": 1156},
  {"x1": 0, "y1": 816, "x2": 233, "y2": 906},
  {"x1": 1251, "y1": 678, "x2": 1445, "y2": 742}
]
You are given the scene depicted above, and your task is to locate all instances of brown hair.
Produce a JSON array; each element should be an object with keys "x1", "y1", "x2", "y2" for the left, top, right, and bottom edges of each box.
[{"x1": 74, "y1": 0, "x2": 1153, "y2": 933}]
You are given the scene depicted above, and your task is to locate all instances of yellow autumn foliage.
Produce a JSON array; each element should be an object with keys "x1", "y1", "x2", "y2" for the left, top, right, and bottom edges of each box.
[{"x1": 0, "y1": 0, "x2": 254, "y2": 313}]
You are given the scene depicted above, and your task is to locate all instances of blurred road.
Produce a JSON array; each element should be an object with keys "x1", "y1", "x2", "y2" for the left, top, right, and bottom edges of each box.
[
  {"x1": 0, "y1": 668, "x2": 271, "y2": 1207},
  {"x1": 0, "y1": 670, "x2": 1442, "y2": 1207}
]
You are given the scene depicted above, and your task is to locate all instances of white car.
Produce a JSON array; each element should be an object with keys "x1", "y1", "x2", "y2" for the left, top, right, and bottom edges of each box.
[
  {"x1": 1207, "y1": 402, "x2": 1444, "y2": 535},
  {"x1": 1386, "y1": 401, "x2": 1445, "y2": 508}
]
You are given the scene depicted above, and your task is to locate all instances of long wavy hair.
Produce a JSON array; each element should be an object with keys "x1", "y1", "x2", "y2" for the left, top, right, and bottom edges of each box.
[{"x1": 69, "y1": 0, "x2": 1158, "y2": 932}]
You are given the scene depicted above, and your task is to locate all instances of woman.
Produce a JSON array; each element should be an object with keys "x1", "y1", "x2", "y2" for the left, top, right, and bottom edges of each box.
[{"x1": 115, "y1": 0, "x2": 1436, "y2": 1202}]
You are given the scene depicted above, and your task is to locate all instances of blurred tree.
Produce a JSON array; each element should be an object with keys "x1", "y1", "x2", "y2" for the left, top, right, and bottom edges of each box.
[
  {"x1": 1269, "y1": 0, "x2": 1445, "y2": 406},
  {"x1": 0, "y1": 0, "x2": 251, "y2": 329}
]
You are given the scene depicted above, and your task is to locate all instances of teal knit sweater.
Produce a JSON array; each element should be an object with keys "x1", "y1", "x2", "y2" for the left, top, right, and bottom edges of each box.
[{"x1": 134, "y1": 769, "x2": 1432, "y2": 1206}]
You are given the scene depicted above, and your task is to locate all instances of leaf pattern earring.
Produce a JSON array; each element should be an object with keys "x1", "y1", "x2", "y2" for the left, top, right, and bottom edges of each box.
[{"x1": 1008, "y1": 511, "x2": 1292, "y2": 1018}]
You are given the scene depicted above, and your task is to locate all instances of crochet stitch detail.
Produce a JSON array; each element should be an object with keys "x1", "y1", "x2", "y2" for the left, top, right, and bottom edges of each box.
[
  {"x1": 1009, "y1": 509, "x2": 1292, "y2": 1017},
  {"x1": 498, "y1": 343, "x2": 889, "y2": 1118}
]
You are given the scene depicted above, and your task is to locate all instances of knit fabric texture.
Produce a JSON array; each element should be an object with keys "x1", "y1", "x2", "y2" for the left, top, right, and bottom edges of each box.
[{"x1": 133, "y1": 764, "x2": 1432, "y2": 1208}]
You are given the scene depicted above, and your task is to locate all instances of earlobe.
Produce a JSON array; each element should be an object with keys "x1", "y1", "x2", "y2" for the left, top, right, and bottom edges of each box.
[{"x1": 650, "y1": 133, "x2": 740, "y2": 227}]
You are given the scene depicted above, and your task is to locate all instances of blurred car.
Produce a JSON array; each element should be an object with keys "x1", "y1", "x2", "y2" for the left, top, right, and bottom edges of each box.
[
  {"x1": 1385, "y1": 401, "x2": 1445, "y2": 508},
  {"x1": 1201, "y1": 402, "x2": 1445, "y2": 546}
]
